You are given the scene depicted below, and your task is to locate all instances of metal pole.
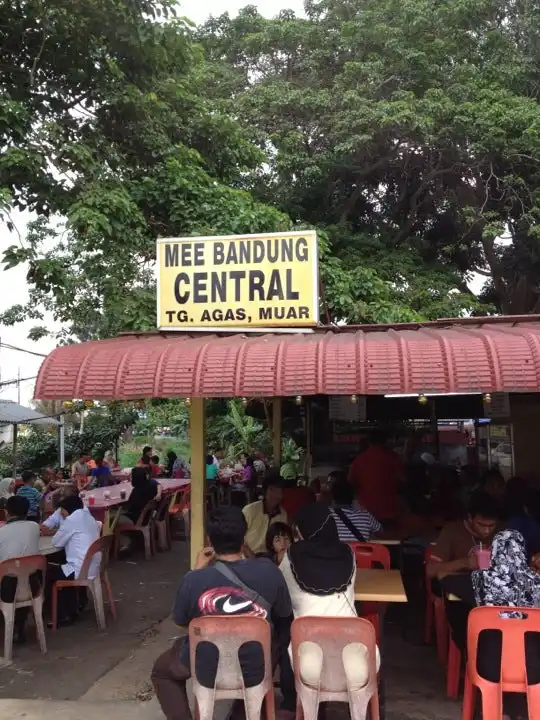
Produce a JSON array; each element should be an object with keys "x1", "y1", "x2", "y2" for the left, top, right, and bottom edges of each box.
[
  {"x1": 12, "y1": 423, "x2": 17, "y2": 477},
  {"x1": 272, "y1": 398, "x2": 282, "y2": 469},
  {"x1": 59, "y1": 414, "x2": 65, "y2": 468}
]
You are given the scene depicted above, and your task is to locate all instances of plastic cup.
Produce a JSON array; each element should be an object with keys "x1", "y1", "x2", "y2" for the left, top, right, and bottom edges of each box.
[
  {"x1": 120, "y1": 489, "x2": 127, "y2": 500},
  {"x1": 88, "y1": 495, "x2": 95, "y2": 506},
  {"x1": 476, "y1": 547, "x2": 491, "y2": 569}
]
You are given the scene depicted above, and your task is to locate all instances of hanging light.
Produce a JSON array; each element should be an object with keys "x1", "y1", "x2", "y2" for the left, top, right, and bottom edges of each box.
[
  {"x1": 351, "y1": 394, "x2": 358, "y2": 404},
  {"x1": 84, "y1": 400, "x2": 94, "y2": 409},
  {"x1": 242, "y1": 397, "x2": 248, "y2": 407},
  {"x1": 185, "y1": 397, "x2": 192, "y2": 407},
  {"x1": 63, "y1": 400, "x2": 74, "y2": 410},
  {"x1": 295, "y1": 395, "x2": 303, "y2": 406},
  {"x1": 418, "y1": 394, "x2": 428, "y2": 405},
  {"x1": 483, "y1": 393, "x2": 492, "y2": 404}
]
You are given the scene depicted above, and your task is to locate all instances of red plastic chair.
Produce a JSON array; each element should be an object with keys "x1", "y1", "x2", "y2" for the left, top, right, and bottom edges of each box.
[
  {"x1": 446, "y1": 636, "x2": 462, "y2": 699},
  {"x1": 113, "y1": 498, "x2": 157, "y2": 560},
  {"x1": 51, "y1": 535, "x2": 116, "y2": 631},
  {"x1": 462, "y1": 606, "x2": 540, "y2": 718},
  {"x1": 424, "y1": 546, "x2": 449, "y2": 664},
  {"x1": 189, "y1": 615, "x2": 275, "y2": 720},
  {"x1": 291, "y1": 616, "x2": 379, "y2": 720},
  {"x1": 169, "y1": 486, "x2": 191, "y2": 539},
  {"x1": 0, "y1": 554, "x2": 47, "y2": 661},
  {"x1": 348, "y1": 543, "x2": 390, "y2": 641}
]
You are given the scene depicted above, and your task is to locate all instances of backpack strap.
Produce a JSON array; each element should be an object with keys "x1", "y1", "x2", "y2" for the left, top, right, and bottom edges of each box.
[
  {"x1": 213, "y1": 561, "x2": 272, "y2": 615},
  {"x1": 333, "y1": 507, "x2": 367, "y2": 543}
]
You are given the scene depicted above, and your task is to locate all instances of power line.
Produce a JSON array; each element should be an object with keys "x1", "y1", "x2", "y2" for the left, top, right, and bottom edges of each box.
[
  {"x1": 0, "y1": 342, "x2": 48, "y2": 358},
  {"x1": 0, "y1": 375, "x2": 38, "y2": 388}
]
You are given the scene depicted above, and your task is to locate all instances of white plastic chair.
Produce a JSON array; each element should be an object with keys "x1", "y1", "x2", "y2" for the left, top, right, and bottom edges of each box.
[{"x1": 0, "y1": 554, "x2": 47, "y2": 661}]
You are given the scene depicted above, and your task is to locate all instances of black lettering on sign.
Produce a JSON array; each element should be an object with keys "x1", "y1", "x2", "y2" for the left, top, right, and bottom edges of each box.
[
  {"x1": 285, "y1": 269, "x2": 299, "y2": 300},
  {"x1": 299, "y1": 306, "x2": 309, "y2": 319},
  {"x1": 296, "y1": 238, "x2": 308, "y2": 261},
  {"x1": 214, "y1": 242, "x2": 225, "y2": 265},
  {"x1": 166, "y1": 310, "x2": 175, "y2": 323},
  {"x1": 201, "y1": 309, "x2": 211, "y2": 322},
  {"x1": 253, "y1": 240, "x2": 265, "y2": 263},
  {"x1": 229, "y1": 270, "x2": 246, "y2": 301},
  {"x1": 267, "y1": 270, "x2": 284, "y2": 300},
  {"x1": 165, "y1": 244, "x2": 178, "y2": 267},
  {"x1": 181, "y1": 243, "x2": 193, "y2": 266},
  {"x1": 226, "y1": 244, "x2": 238, "y2": 264},
  {"x1": 249, "y1": 270, "x2": 265, "y2": 301},
  {"x1": 211, "y1": 272, "x2": 227, "y2": 302},
  {"x1": 236, "y1": 308, "x2": 246, "y2": 321},
  {"x1": 194, "y1": 243, "x2": 204, "y2": 266},
  {"x1": 259, "y1": 307, "x2": 272, "y2": 321},
  {"x1": 174, "y1": 273, "x2": 190, "y2": 303},
  {"x1": 193, "y1": 272, "x2": 208, "y2": 303}
]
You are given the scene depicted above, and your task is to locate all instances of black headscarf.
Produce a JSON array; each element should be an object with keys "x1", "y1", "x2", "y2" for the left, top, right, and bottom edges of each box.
[{"x1": 288, "y1": 503, "x2": 355, "y2": 595}]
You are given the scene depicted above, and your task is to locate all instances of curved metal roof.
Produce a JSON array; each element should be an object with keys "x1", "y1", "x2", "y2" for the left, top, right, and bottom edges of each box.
[{"x1": 33, "y1": 320, "x2": 540, "y2": 400}]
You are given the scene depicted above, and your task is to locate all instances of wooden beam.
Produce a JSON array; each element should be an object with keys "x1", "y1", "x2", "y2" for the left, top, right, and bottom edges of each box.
[
  {"x1": 189, "y1": 398, "x2": 206, "y2": 569},
  {"x1": 272, "y1": 398, "x2": 282, "y2": 469}
]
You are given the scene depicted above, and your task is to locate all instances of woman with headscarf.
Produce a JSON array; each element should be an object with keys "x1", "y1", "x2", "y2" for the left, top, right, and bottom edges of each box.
[
  {"x1": 472, "y1": 529, "x2": 540, "y2": 607},
  {"x1": 279, "y1": 503, "x2": 380, "y2": 689},
  {"x1": 472, "y1": 530, "x2": 540, "y2": 720}
]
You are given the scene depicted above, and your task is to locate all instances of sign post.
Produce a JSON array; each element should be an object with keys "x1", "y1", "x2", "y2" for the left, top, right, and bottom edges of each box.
[{"x1": 157, "y1": 231, "x2": 319, "y2": 331}]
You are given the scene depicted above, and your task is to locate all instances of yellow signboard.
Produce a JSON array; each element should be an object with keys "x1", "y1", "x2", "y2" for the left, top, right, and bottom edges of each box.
[{"x1": 157, "y1": 231, "x2": 319, "y2": 330}]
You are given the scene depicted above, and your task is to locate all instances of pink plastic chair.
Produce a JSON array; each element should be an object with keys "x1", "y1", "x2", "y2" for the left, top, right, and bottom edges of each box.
[
  {"x1": 291, "y1": 616, "x2": 379, "y2": 720},
  {"x1": 188, "y1": 615, "x2": 275, "y2": 720},
  {"x1": 51, "y1": 535, "x2": 116, "y2": 631},
  {"x1": 462, "y1": 606, "x2": 540, "y2": 719},
  {"x1": 348, "y1": 542, "x2": 390, "y2": 641},
  {"x1": 0, "y1": 554, "x2": 47, "y2": 661},
  {"x1": 113, "y1": 498, "x2": 156, "y2": 560}
]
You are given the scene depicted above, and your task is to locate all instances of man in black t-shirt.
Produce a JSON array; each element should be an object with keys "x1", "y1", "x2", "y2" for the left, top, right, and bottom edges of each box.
[{"x1": 151, "y1": 506, "x2": 295, "y2": 719}]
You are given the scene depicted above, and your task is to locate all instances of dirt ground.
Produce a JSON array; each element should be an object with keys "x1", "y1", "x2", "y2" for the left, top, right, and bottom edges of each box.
[
  {"x1": 0, "y1": 538, "x2": 461, "y2": 719},
  {"x1": 0, "y1": 539, "x2": 189, "y2": 700}
]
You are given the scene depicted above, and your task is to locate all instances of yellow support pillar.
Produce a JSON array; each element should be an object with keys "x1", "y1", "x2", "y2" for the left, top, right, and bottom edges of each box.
[
  {"x1": 189, "y1": 397, "x2": 206, "y2": 569},
  {"x1": 272, "y1": 397, "x2": 282, "y2": 470}
]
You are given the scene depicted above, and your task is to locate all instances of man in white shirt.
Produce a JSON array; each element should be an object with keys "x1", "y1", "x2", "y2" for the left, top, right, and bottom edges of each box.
[
  {"x1": 0, "y1": 496, "x2": 41, "y2": 643},
  {"x1": 47, "y1": 495, "x2": 101, "y2": 625}
]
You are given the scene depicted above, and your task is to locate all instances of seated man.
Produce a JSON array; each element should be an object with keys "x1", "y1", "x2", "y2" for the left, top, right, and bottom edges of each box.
[
  {"x1": 16, "y1": 470, "x2": 43, "y2": 522},
  {"x1": 242, "y1": 471, "x2": 288, "y2": 556},
  {"x1": 48, "y1": 495, "x2": 101, "y2": 625},
  {"x1": 329, "y1": 472, "x2": 382, "y2": 542},
  {"x1": 427, "y1": 490, "x2": 499, "y2": 651},
  {"x1": 89, "y1": 457, "x2": 114, "y2": 488},
  {"x1": 151, "y1": 505, "x2": 296, "y2": 720},
  {"x1": 0, "y1": 496, "x2": 41, "y2": 642}
]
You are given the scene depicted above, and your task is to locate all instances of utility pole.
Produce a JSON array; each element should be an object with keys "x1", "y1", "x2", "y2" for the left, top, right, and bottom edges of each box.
[{"x1": 17, "y1": 367, "x2": 20, "y2": 404}]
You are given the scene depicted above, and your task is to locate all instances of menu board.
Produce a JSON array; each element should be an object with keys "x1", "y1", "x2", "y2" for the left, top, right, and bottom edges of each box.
[{"x1": 328, "y1": 396, "x2": 367, "y2": 422}]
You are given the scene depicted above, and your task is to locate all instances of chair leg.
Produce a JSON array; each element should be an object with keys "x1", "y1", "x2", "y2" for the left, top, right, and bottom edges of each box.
[
  {"x1": 91, "y1": 580, "x2": 106, "y2": 631},
  {"x1": 369, "y1": 690, "x2": 380, "y2": 720},
  {"x1": 446, "y1": 639, "x2": 461, "y2": 699},
  {"x1": 2, "y1": 606, "x2": 15, "y2": 662},
  {"x1": 51, "y1": 584, "x2": 59, "y2": 632},
  {"x1": 31, "y1": 598, "x2": 47, "y2": 654},
  {"x1": 113, "y1": 531, "x2": 120, "y2": 561},
  {"x1": 103, "y1": 572, "x2": 117, "y2": 621},
  {"x1": 425, "y1": 598, "x2": 434, "y2": 644},
  {"x1": 143, "y1": 527, "x2": 152, "y2": 560},
  {"x1": 264, "y1": 688, "x2": 276, "y2": 720},
  {"x1": 462, "y1": 673, "x2": 475, "y2": 720}
]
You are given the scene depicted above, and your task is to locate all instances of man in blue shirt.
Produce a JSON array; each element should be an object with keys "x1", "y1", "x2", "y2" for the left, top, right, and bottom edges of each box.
[{"x1": 16, "y1": 470, "x2": 43, "y2": 522}]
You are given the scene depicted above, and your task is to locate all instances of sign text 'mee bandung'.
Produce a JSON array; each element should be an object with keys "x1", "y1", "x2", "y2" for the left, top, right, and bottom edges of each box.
[{"x1": 157, "y1": 231, "x2": 319, "y2": 330}]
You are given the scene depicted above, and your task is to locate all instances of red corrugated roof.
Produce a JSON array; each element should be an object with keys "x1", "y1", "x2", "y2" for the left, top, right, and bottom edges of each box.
[{"x1": 34, "y1": 321, "x2": 540, "y2": 400}]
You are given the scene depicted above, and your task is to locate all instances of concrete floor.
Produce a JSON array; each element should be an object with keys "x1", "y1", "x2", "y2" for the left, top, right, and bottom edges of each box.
[{"x1": 0, "y1": 538, "x2": 462, "y2": 719}]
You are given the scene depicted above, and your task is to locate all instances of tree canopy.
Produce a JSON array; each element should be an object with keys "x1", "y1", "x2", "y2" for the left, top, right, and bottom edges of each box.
[{"x1": 2, "y1": 0, "x2": 540, "y2": 341}]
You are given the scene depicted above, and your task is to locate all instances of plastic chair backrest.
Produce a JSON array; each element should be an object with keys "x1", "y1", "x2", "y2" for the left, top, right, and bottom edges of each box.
[
  {"x1": 424, "y1": 546, "x2": 436, "y2": 602},
  {"x1": 467, "y1": 606, "x2": 540, "y2": 694},
  {"x1": 155, "y1": 495, "x2": 171, "y2": 521},
  {"x1": 172, "y1": 487, "x2": 191, "y2": 510},
  {"x1": 0, "y1": 554, "x2": 47, "y2": 601},
  {"x1": 78, "y1": 535, "x2": 112, "y2": 580},
  {"x1": 291, "y1": 615, "x2": 378, "y2": 694},
  {"x1": 135, "y1": 498, "x2": 157, "y2": 526},
  {"x1": 348, "y1": 542, "x2": 390, "y2": 570},
  {"x1": 189, "y1": 615, "x2": 273, "y2": 693}
]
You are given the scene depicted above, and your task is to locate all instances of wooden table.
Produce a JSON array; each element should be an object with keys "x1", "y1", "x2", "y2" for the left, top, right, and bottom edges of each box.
[{"x1": 354, "y1": 568, "x2": 408, "y2": 603}]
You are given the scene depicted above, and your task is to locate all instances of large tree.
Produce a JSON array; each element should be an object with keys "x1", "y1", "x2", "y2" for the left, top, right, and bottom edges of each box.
[
  {"x1": 0, "y1": 0, "x2": 289, "y2": 340},
  {"x1": 198, "y1": 0, "x2": 540, "y2": 317}
]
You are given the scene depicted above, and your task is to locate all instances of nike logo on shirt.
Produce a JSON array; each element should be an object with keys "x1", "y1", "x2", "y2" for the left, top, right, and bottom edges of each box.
[{"x1": 222, "y1": 597, "x2": 253, "y2": 613}]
